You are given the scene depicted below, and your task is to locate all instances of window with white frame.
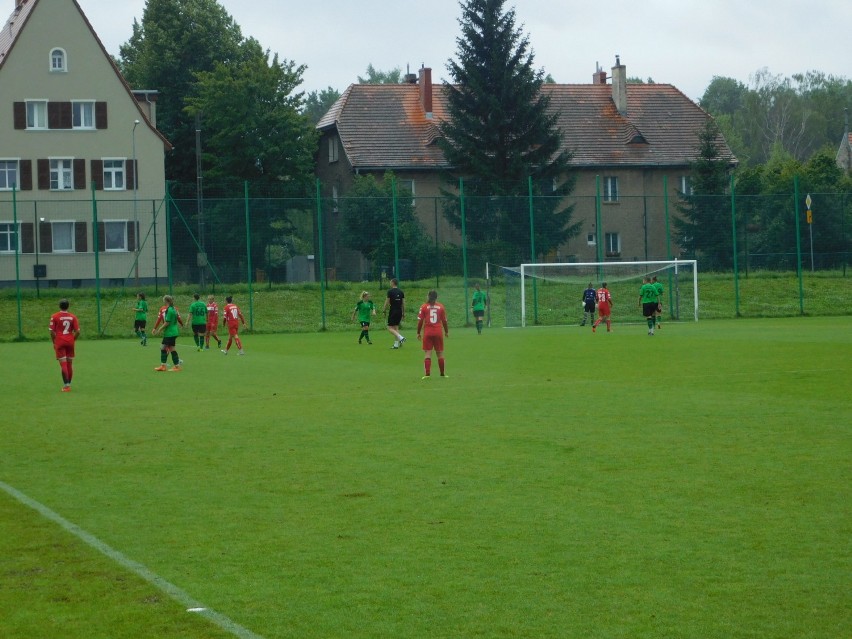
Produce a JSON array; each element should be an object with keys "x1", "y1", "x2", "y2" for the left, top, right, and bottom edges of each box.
[
  {"x1": 328, "y1": 136, "x2": 339, "y2": 163},
  {"x1": 0, "y1": 160, "x2": 18, "y2": 190},
  {"x1": 50, "y1": 159, "x2": 73, "y2": 190},
  {"x1": 331, "y1": 184, "x2": 339, "y2": 212},
  {"x1": 0, "y1": 222, "x2": 20, "y2": 252},
  {"x1": 398, "y1": 179, "x2": 415, "y2": 206},
  {"x1": 50, "y1": 48, "x2": 67, "y2": 72},
  {"x1": 52, "y1": 221, "x2": 75, "y2": 252},
  {"x1": 586, "y1": 233, "x2": 596, "y2": 246},
  {"x1": 104, "y1": 221, "x2": 128, "y2": 251},
  {"x1": 103, "y1": 159, "x2": 125, "y2": 190},
  {"x1": 603, "y1": 176, "x2": 619, "y2": 202},
  {"x1": 72, "y1": 101, "x2": 95, "y2": 129},
  {"x1": 679, "y1": 175, "x2": 693, "y2": 196},
  {"x1": 605, "y1": 232, "x2": 621, "y2": 255},
  {"x1": 26, "y1": 101, "x2": 48, "y2": 129}
]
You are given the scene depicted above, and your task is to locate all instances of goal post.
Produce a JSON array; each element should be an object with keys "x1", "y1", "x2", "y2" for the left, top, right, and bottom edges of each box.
[{"x1": 495, "y1": 259, "x2": 698, "y2": 327}]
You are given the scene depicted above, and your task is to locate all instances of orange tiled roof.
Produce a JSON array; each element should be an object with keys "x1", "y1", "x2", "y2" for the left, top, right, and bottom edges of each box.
[{"x1": 318, "y1": 81, "x2": 737, "y2": 170}]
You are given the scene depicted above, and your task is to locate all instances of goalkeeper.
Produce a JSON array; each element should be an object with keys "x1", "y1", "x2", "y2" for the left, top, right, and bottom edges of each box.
[{"x1": 581, "y1": 282, "x2": 596, "y2": 326}]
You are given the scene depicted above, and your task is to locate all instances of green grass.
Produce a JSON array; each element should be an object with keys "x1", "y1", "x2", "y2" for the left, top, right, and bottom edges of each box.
[{"x1": 1, "y1": 318, "x2": 850, "y2": 638}]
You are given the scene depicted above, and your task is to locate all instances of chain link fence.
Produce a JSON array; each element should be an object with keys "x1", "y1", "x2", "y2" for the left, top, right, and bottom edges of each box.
[{"x1": 2, "y1": 177, "x2": 850, "y2": 338}]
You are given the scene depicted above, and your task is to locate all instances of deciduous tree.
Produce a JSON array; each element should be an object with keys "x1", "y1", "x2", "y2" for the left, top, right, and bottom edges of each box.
[{"x1": 338, "y1": 173, "x2": 433, "y2": 277}]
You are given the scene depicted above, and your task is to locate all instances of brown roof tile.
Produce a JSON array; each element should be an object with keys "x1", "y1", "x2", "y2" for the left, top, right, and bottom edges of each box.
[
  {"x1": 0, "y1": 0, "x2": 37, "y2": 70},
  {"x1": 319, "y1": 81, "x2": 736, "y2": 171}
]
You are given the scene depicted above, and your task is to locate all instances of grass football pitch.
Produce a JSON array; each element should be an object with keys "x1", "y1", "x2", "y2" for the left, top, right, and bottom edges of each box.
[{"x1": 1, "y1": 317, "x2": 850, "y2": 638}]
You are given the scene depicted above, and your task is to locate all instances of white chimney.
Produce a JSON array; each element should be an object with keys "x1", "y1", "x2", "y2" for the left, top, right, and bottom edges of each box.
[{"x1": 611, "y1": 55, "x2": 627, "y2": 115}]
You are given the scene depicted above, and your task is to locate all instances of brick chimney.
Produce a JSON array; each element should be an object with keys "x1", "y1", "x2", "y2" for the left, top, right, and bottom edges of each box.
[
  {"x1": 611, "y1": 55, "x2": 627, "y2": 115},
  {"x1": 418, "y1": 66, "x2": 433, "y2": 119},
  {"x1": 593, "y1": 62, "x2": 607, "y2": 85}
]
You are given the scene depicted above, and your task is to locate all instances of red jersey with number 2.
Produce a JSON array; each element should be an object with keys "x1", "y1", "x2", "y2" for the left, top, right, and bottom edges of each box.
[{"x1": 49, "y1": 311, "x2": 79, "y2": 358}]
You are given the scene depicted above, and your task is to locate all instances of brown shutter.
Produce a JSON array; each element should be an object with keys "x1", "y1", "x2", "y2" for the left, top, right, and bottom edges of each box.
[
  {"x1": 39, "y1": 222, "x2": 52, "y2": 253},
  {"x1": 91, "y1": 160, "x2": 104, "y2": 190},
  {"x1": 19, "y1": 160, "x2": 33, "y2": 190},
  {"x1": 75, "y1": 222, "x2": 87, "y2": 253},
  {"x1": 21, "y1": 223, "x2": 34, "y2": 253},
  {"x1": 95, "y1": 102, "x2": 107, "y2": 129},
  {"x1": 37, "y1": 159, "x2": 49, "y2": 190},
  {"x1": 126, "y1": 160, "x2": 136, "y2": 191},
  {"x1": 13, "y1": 102, "x2": 26, "y2": 129},
  {"x1": 97, "y1": 221, "x2": 105, "y2": 253},
  {"x1": 73, "y1": 159, "x2": 86, "y2": 190},
  {"x1": 48, "y1": 102, "x2": 62, "y2": 129},
  {"x1": 60, "y1": 102, "x2": 72, "y2": 129},
  {"x1": 128, "y1": 221, "x2": 137, "y2": 251}
]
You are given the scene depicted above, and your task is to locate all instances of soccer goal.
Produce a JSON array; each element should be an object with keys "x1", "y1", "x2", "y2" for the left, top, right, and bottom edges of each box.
[{"x1": 492, "y1": 259, "x2": 698, "y2": 327}]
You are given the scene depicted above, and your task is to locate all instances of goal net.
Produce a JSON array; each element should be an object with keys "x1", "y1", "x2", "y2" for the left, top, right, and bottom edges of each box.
[{"x1": 491, "y1": 260, "x2": 698, "y2": 327}]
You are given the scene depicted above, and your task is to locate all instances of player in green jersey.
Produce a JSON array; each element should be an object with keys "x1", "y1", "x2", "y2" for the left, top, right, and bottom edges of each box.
[
  {"x1": 638, "y1": 276, "x2": 659, "y2": 336},
  {"x1": 351, "y1": 291, "x2": 377, "y2": 344},
  {"x1": 471, "y1": 282, "x2": 487, "y2": 334},
  {"x1": 134, "y1": 292, "x2": 148, "y2": 346},
  {"x1": 188, "y1": 293, "x2": 208, "y2": 351},
  {"x1": 652, "y1": 275, "x2": 664, "y2": 329}
]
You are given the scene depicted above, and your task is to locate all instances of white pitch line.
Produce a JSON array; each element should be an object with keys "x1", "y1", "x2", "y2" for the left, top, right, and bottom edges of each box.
[{"x1": 0, "y1": 480, "x2": 265, "y2": 639}]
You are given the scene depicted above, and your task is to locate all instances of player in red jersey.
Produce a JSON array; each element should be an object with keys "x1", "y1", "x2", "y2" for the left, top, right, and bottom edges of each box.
[
  {"x1": 221, "y1": 295, "x2": 246, "y2": 355},
  {"x1": 416, "y1": 290, "x2": 449, "y2": 379},
  {"x1": 204, "y1": 294, "x2": 222, "y2": 350},
  {"x1": 591, "y1": 282, "x2": 613, "y2": 333},
  {"x1": 151, "y1": 302, "x2": 168, "y2": 333},
  {"x1": 48, "y1": 298, "x2": 80, "y2": 392}
]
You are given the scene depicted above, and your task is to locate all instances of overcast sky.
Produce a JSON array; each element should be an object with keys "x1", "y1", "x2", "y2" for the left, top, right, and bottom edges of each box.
[{"x1": 74, "y1": 0, "x2": 851, "y2": 103}]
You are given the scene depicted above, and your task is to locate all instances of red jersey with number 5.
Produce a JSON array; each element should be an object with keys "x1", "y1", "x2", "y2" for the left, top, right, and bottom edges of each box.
[{"x1": 417, "y1": 302, "x2": 447, "y2": 335}]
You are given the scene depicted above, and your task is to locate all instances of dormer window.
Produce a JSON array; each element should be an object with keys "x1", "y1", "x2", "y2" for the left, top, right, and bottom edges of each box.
[{"x1": 50, "y1": 48, "x2": 67, "y2": 72}]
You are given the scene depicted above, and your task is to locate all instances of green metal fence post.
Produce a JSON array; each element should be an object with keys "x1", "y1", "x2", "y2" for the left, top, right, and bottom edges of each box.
[
  {"x1": 316, "y1": 178, "x2": 326, "y2": 330},
  {"x1": 460, "y1": 178, "x2": 469, "y2": 325},
  {"x1": 91, "y1": 181, "x2": 102, "y2": 335},
  {"x1": 165, "y1": 182, "x2": 174, "y2": 295},
  {"x1": 12, "y1": 185, "x2": 23, "y2": 339},
  {"x1": 528, "y1": 175, "x2": 538, "y2": 324},
  {"x1": 794, "y1": 176, "x2": 804, "y2": 314},
  {"x1": 392, "y1": 177, "x2": 400, "y2": 281},
  {"x1": 244, "y1": 181, "x2": 253, "y2": 330},
  {"x1": 663, "y1": 176, "x2": 674, "y2": 318},
  {"x1": 731, "y1": 174, "x2": 740, "y2": 317},
  {"x1": 152, "y1": 199, "x2": 160, "y2": 295},
  {"x1": 595, "y1": 175, "x2": 603, "y2": 279}
]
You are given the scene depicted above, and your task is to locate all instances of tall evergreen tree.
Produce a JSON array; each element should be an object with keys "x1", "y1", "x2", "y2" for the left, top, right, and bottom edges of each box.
[
  {"x1": 438, "y1": 0, "x2": 578, "y2": 263},
  {"x1": 674, "y1": 120, "x2": 734, "y2": 269}
]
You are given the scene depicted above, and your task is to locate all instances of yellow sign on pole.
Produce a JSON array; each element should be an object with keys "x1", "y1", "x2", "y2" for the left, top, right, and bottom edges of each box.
[{"x1": 806, "y1": 209, "x2": 812, "y2": 224}]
